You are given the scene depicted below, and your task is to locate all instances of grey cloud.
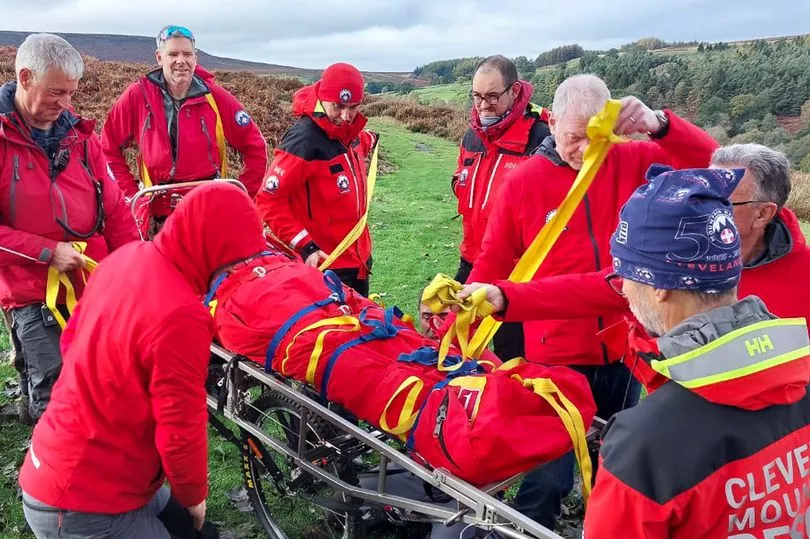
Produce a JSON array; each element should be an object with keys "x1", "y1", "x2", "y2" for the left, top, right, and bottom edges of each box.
[{"x1": 0, "y1": 0, "x2": 807, "y2": 71}]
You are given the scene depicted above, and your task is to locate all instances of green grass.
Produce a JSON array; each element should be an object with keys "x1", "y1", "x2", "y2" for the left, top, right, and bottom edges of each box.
[
  {"x1": 409, "y1": 82, "x2": 470, "y2": 107},
  {"x1": 0, "y1": 118, "x2": 462, "y2": 538},
  {"x1": 367, "y1": 116, "x2": 462, "y2": 311}
]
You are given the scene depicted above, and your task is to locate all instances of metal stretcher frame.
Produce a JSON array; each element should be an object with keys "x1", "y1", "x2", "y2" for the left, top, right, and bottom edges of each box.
[{"x1": 208, "y1": 343, "x2": 606, "y2": 539}]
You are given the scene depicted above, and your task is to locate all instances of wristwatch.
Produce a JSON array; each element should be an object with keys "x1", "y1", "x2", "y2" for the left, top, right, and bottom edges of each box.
[{"x1": 648, "y1": 110, "x2": 670, "y2": 139}]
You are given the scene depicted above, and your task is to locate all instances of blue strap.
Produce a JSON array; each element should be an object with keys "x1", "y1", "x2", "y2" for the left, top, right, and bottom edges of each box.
[
  {"x1": 320, "y1": 306, "x2": 401, "y2": 398},
  {"x1": 204, "y1": 272, "x2": 228, "y2": 308},
  {"x1": 264, "y1": 270, "x2": 346, "y2": 372},
  {"x1": 203, "y1": 250, "x2": 287, "y2": 308}
]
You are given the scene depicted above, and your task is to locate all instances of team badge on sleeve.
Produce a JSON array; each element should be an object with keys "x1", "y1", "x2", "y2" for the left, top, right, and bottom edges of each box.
[
  {"x1": 235, "y1": 110, "x2": 251, "y2": 127},
  {"x1": 265, "y1": 176, "x2": 279, "y2": 193}
]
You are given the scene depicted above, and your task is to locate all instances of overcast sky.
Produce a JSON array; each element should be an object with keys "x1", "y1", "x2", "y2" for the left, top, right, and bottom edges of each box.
[{"x1": 4, "y1": 0, "x2": 809, "y2": 71}]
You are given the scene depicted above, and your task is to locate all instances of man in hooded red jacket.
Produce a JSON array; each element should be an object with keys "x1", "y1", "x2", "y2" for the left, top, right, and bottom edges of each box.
[
  {"x1": 0, "y1": 34, "x2": 138, "y2": 422},
  {"x1": 18, "y1": 182, "x2": 265, "y2": 538},
  {"x1": 101, "y1": 25, "x2": 268, "y2": 238},
  {"x1": 452, "y1": 55, "x2": 550, "y2": 361},
  {"x1": 255, "y1": 62, "x2": 378, "y2": 296},
  {"x1": 581, "y1": 166, "x2": 810, "y2": 538}
]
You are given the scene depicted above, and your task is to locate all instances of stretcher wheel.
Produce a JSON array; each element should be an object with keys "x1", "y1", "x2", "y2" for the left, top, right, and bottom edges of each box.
[{"x1": 240, "y1": 391, "x2": 361, "y2": 539}]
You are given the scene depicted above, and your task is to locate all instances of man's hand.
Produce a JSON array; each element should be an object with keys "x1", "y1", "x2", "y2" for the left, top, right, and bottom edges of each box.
[
  {"x1": 187, "y1": 500, "x2": 206, "y2": 531},
  {"x1": 457, "y1": 283, "x2": 506, "y2": 313},
  {"x1": 614, "y1": 96, "x2": 661, "y2": 137},
  {"x1": 50, "y1": 242, "x2": 87, "y2": 272},
  {"x1": 304, "y1": 250, "x2": 329, "y2": 267}
]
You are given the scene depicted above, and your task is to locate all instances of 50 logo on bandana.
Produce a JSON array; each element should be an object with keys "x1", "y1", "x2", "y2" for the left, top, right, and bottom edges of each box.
[{"x1": 666, "y1": 210, "x2": 740, "y2": 263}]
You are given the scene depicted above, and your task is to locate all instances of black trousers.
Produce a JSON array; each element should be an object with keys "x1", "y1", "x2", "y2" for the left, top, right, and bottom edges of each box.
[
  {"x1": 331, "y1": 257, "x2": 372, "y2": 297},
  {"x1": 453, "y1": 257, "x2": 525, "y2": 361}
]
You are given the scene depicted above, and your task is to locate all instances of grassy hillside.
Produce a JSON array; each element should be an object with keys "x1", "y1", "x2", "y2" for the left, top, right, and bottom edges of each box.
[{"x1": 410, "y1": 82, "x2": 470, "y2": 106}]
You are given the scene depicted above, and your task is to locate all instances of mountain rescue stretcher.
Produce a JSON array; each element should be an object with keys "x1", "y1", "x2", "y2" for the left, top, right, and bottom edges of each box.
[{"x1": 127, "y1": 128, "x2": 612, "y2": 538}]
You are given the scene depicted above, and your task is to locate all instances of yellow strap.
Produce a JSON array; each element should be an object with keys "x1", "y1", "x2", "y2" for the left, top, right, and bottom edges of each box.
[
  {"x1": 319, "y1": 144, "x2": 379, "y2": 271},
  {"x1": 420, "y1": 273, "x2": 495, "y2": 367},
  {"x1": 45, "y1": 242, "x2": 98, "y2": 329},
  {"x1": 140, "y1": 160, "x2": 153, "y2": 188},
  {"x1": 379, "y1": 375, "x2": 424, "y2": 439},
  {"x1": 277, "y1": 315, "x2": 361, "y2": 383},
  {"x1": 204, "y1": 93, "x2": 228, "y2": 178},
  {"x1": 468, "y1": 100, "x2": 624, "y2": 357},
  {"x1": 522, "y1": 377, "x2": 593, "y2": 505},
  {"x1": 139, "y1": 94, "x2": 227, "y2": 188}
]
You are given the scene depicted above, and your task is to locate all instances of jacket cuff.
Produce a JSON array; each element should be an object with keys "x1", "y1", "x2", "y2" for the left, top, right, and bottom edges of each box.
[{"x1": 299, "y1": 241, "x2": 320, "y2": 260}]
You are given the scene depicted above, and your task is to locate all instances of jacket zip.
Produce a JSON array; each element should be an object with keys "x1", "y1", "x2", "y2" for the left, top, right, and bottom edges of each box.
[
  {"x1": 342, "y1": 152, "x2": 361, "y2": 216},
  {"x1": 466, "y1": 155, "x2": 484, "y2": 210},
  {"x1": 304, "y1": 181, "x2": 313, "y2": 220},
  {"x1": 200, "y1": 117, "x2": 219, "y2": 176},
  {"x1": 9, "y1": 154, "x2": 19, "y2": 224},
  {"x1": 480, "y1": 154, "x2": 504, "y2": 209},
  {"x1": 582, "y1": 194, "x2": 609, "y2": 364},
  {"x1": 432, "y1": 393, "x2": 459, "y2": 467}
]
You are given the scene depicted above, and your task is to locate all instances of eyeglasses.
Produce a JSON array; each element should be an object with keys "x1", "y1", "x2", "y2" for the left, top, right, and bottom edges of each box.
[
  {"x1": 158, "y1": 25, "x2": 195, "y2": 44},
  {"x1": 605, "y1": 272, "x2": 626, "y2": 297},
  {"x1": 731, "y1": 200, "x2": 768, "y2": 206},
  {"x1": 470, "y1": 85, "x2": 512, "y2": 105}
]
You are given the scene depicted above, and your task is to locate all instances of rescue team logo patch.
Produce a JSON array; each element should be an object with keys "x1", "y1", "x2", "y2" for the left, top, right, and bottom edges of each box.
[
  {"x1": 336, "y1": 174, "x2": 350, "y2": 193},
  {"x1": 545, "y1": 209, "x2": 567, "y2": 231},
  {"x1": 235, "y1": 110, "x2": 251, "y2": 127},
  {"x1": 339, "y1": 89, "x2": 352, "y2": 103},
  {"x1": 265, "y1": 176, "x2": 279, "y2": 193},
  {"x1": 707, "y1": 209, "x2": 738, "y2": 247}
]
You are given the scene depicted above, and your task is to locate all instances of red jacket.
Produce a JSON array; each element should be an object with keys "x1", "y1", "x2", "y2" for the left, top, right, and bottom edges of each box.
[
  {"x1": 0, "y1": 82, "x2": 138, "y2": 309},
  {"x1": 498, "y1": 208, "x2": 810, "y2": 379},
  {"x1": 254, "y1": 83, "x2": 377, "y2": 275},
  {"x1": 583, "y1": 297, "x2": 810, "y2": 538},
  {"x1": 101, "y1": 66, "x2": 268, "y2": 201},
  {"x1": 18, "y1": 183, "x2": 266, "y2": 513},
  {"x1": 467, "y1": 111, "x2": 718, "y2": 366},
  {"x1": 452, "y1": 81, "x2": 550, "y2": 264}
]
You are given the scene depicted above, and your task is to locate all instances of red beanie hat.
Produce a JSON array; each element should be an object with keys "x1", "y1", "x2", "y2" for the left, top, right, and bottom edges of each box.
[{"x1": 317, "y1": 62, "x2": 365, "y2": 104}]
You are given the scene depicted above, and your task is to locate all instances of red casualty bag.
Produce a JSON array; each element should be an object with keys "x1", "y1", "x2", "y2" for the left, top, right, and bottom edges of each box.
[
  {"x1": 409, "y1": 358, "x2": 596, "y2": 489},
  {"x1": 209, "y1": 254, "x2": 596, "y2": 489}
]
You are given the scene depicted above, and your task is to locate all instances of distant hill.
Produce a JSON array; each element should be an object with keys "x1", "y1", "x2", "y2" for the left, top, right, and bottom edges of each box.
[{"x1": 0, "y1": 31, "x2": 422, "y2": 84}]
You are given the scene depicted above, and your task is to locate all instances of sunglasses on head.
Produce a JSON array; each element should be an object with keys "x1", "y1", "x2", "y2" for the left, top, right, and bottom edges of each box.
[{"x1": 158, "y1": 25, "x2": 195, "y2": 43}]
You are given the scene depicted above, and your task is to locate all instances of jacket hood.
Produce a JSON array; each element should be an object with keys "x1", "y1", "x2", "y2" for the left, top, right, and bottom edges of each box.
[
  {"x1": 145, "y1": 65, "x2": 212, "y2": 99},
  {"x1": 153, "y1": 183, "x2": 267, "y2": 295},
  {"x1": 535, "y1": 135, "x2": 568, "y2": 167},
  {"x1": 291, "y1": 82, "x2": 367, "y2": 144},
  {"x1": 0, "y1": 81, "x2": 94, "y2": 142},
  {"x1": 747, "y1": 208, "x2": 802, "y2": 268},
  {"x1": 649, "y1": 297, "x2": 810, "y2": 410},
  {"x1": 469, "y1": 80, "x2": 534, "y2": 143}
]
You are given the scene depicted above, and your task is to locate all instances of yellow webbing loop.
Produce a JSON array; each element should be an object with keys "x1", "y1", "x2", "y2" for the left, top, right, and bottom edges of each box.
[
  {"x1": 45, "y1": 242, "x2": 98, "y2": 329},
  {"x1": 468, "y1": 99, "x2": 625, "y2": 356},
  {"x1": 379, "y1": 376, "x2": 425, "y2": 440},
  {"x1": 318, "y1": 144, "x2": 379, "y2": 271},
  {"x1": 521, "y1": 376, "x2": 593, "y2": 505},
  {"x1": 277, "y1": 315, "x2": 361, "y2": 385},
  {"x1": 420, "y1": 274, "x2": 495, "y2": 368}
]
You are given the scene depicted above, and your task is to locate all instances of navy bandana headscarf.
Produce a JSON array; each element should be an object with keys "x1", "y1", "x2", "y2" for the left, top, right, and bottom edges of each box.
[{"x1": 610, "y1": 165, "x2": 745, "y2": 294}]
